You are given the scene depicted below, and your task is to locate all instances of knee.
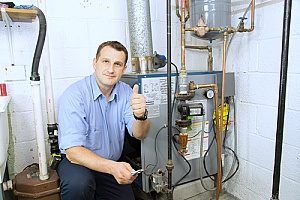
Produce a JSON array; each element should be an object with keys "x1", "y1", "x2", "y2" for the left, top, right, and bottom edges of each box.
[{"x1": 60, "y1": 173, "x2": 95, "y2": 199}]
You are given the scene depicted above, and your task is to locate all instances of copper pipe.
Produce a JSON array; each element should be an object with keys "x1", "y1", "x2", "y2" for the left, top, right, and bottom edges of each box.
[
  {"x1": 175, "y1": 0, "x2": 181, "y2": 19},
  {"x1": 185, "y1": 26, "x2": 237, "y2": 37},
  {"x1": 189, "y1": 82, "x2": 222, "y2": 200},
  {"x1": 180, "y1": 0, "x2": 186, "y2": 72},
  {"x1": 239, "y1": 0, "x2": 255, "y2": 32},
  {"x1": 207, "y1": 46, "x2": 213, "y2": 72},
  {"x1": 185, "y1": 45, "x2": 213, "y2": 71}
]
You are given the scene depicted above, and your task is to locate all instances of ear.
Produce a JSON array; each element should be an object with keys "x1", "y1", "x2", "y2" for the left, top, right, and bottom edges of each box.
[
  {"x1": 122, "y1": 65, "x2": 127, "y2": 73},
  {"x1": 92, "y1": 58, "x2": 97, "y2": 70}
]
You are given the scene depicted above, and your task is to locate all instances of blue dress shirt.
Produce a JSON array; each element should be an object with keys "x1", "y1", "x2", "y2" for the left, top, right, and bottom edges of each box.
[{"x1": 58, "y1": 74, "x2": 134, "y2": 161}]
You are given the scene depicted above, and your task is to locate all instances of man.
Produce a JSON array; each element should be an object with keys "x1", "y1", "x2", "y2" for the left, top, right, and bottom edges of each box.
[{"x1": 57, "y1": 41, "x2": 150, "y2": 200}]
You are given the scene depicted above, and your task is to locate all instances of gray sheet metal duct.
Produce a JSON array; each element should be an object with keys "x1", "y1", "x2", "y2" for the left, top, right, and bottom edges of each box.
[{"x1": 127, "y1": 0, "x2": 154, "y2": 73}]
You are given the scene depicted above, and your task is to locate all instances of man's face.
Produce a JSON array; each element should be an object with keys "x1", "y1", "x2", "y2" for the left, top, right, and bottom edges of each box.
[{"x1": 93, "y1": 46, "x2": 126, "y2": 90}]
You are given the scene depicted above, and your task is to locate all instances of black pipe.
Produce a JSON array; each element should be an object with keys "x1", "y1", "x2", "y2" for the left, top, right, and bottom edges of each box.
[
  {"x1": 166, "y1": 0, "x2": 173, "y2": 199},
  {"x1": 30, "y1": 7, "x2": 47, "y2": 81},
  {"x1": 271, "y1": 0, "x2": 292, "y2": 199}
]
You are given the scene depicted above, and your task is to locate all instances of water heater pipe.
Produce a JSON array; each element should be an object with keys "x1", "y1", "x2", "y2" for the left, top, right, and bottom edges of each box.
[
  {"x1": 271, "y1": 0, "x2": 292, "y2": 199},
  {"x1": 30, "y1": 6, "x2": 48, "y2": 180},
  {"x1": 189, "y1": 82, "x2": 222, "y2": 200}
]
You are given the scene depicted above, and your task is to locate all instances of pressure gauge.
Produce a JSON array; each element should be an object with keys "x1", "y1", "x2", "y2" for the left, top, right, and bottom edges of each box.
[{"x1": 205, "y1": 89, "x2": 214, "y2": 99}]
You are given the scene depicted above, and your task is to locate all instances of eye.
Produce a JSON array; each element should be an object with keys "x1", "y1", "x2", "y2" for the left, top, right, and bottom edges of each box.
[
  {"x1": 102, "y1": 59, "x2": 109, "y2": 64},
  {"x1": 115, "y1": 63, "x2": 121, "y2": 67}
]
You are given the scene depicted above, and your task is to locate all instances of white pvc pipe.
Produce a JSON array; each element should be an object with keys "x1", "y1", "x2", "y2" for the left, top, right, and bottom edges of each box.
[
  {"x1": 31, "y1": 81, "x2": 48, "y2": 180},
  {"x1": 36, "y1": 1, "x2": 56, "y2": 125}
]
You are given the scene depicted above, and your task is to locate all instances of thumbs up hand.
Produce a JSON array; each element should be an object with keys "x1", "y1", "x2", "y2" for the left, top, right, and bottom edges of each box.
[{"x1": 131, "y1": 84, "x2": 146, "y2": 118}]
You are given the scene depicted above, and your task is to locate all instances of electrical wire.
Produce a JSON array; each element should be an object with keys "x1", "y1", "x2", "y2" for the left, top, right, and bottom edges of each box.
[
  {"x1": 144, "y1": 125, "x2": 167, "y2": 175},
  {"x1": 171, "y1": 133, "x2": 192, "y2": 193},
  {"x1": 145, "y1": 62, "x2": 179, "y2": 175},
  {"x1": 221, "y1": 97, "x2": 240, "y2": 183},
  {"x1": 171, "y1": 62, "x2": 179, "y2": 114},
  {"x1": 202, "y1": 98, "x2": 240, "y2": 183}
]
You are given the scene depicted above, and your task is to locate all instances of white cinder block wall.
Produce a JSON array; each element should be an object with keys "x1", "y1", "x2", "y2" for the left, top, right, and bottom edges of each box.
[
  {"x1": 0, "y1": 0, "x2": 299, "y2": 200},
  {"x1": 224, "y1": 1, "x2": 300, "y2": 200}
]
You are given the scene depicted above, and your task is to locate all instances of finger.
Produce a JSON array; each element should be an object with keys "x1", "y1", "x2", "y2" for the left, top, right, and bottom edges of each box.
[{"x1": 133, "y1": 84, "x2": 139, "y2": 94}]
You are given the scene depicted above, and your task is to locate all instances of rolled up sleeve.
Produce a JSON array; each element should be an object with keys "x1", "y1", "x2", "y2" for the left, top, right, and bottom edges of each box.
[{"x1": 58, "y1": 89, "x2": 88, "y2": 152}]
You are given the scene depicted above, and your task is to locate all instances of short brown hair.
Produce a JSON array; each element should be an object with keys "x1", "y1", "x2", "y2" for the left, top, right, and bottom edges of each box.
[{"x1": 95, "y1": 41, "x2": 128, "y2": 64}]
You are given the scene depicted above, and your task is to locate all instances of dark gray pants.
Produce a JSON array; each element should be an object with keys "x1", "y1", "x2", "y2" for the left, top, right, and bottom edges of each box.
[{"x1": 57, "y1": 157, "x2": 135, "y2": 200}]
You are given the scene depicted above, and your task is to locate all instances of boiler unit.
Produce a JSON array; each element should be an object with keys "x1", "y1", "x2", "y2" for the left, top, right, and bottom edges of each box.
[{"x1": 121, "y1": 70, "x2": 235, "y2": 193}]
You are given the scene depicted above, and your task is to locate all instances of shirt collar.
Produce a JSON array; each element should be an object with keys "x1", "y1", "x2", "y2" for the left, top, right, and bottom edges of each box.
[{"x1": 91, "y1": 74, "x2": 119, "y2": 102}]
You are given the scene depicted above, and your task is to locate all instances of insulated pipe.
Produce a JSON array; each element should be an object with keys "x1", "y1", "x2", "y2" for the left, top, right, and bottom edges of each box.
[
  {"x1": 127, "y1": 0, "x2": 153, "y2": 73},
  {"x1": 30, "y1": 7, "x2": 48, "y2": 180},
  {"x1": 166, "y1": 0, "x2": 174, "y2": 199},
  {"x1": 271, "y1": 0, "x2": 292, "y2": 199}
]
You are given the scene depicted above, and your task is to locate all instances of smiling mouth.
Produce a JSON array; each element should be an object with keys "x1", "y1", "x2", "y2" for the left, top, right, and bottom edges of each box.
[{"x1": 104, "y1": 74, "x2": 116, "y2": 78}]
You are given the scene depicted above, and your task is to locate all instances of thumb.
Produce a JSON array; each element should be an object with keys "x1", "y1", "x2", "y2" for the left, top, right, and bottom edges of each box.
[{"x1": 133, "y1": 84, "x2": 139, "y2": 94}]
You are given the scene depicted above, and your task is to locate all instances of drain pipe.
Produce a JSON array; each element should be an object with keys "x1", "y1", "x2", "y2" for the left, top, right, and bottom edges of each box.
[
  {"x1": 36, "y1": 1, "x2": 59, "y2": 161},
  {"x1": 270, "y1": 0, "x2": 292, "y2": 199},
  {"x1": 30, "y1": 6, "x2": 48, "y2": 181},
  {"x1": 166, "y1": 0, "x2": 174, "y2": 199}
]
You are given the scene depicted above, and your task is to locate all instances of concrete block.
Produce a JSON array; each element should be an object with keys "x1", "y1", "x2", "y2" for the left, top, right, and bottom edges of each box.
[
  {"x1": 288, "y1": 37, "x2": 300, "y2": 74},
  {"x1": 280, "y1": 176, "x2": 300, "y2": 200},
  {"x1": 247, "y1": 72, "x2": 279, "y2": 106},
  {"x1": 236, "y1": 102, "x2": 257, "y2": 134},
  {"x1": 259, "y1": 1, "x2": 284, "y2": 40},
  {"x1": 11, "y1": 111, "x2": 36, "y2": 143},
  {"x1": 50, "y1": 47, "x2": 91, "y2": 79},
  {"x1": 5, "y1": 81, "x2": 33, "y2": 112},
  {"x1": 247, "y1": 134, "x2": 275, "y2": 170},
  {"x1": 13, "y1": 141, "x2": 38, "y2": 174},
  {"x1": 88, "y1": 20, "x2": 127, "y2": 48},
  {"x1": 287, "y1": 74, "x2": 300, "y2": 111},
  {"x1": 281, "y1": 144, "x2": 300, "y2": 182},
  {"x1": 258, "y1": 38, "x2": 282, "y2": 73},
  {"x1": 283, "y1": 110, "x2": 300, "y2": 148},
  {"x1": 256, "y1": 105, "x2": 277, "y2": 139}
]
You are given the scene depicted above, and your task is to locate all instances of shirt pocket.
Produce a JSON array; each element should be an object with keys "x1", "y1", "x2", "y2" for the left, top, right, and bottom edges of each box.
[{"x1": 86, "y1": 128, "x2": 105, "y2": 151}]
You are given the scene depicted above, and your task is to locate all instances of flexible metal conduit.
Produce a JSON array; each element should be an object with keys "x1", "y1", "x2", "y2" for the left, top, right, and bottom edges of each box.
[{"x1": 271, "y1": 0, "x2": 292, "y2": 199}]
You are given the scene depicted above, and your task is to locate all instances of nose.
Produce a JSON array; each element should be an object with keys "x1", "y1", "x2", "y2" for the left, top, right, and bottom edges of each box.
[{"x1": 107, "y1": 63, "x2": 115, "y2": 73}]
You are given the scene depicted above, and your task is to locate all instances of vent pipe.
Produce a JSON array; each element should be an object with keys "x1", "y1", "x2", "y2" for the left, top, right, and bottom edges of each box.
[{"x1": 127, "y1": 0, "x2": 154, "y2": 73}]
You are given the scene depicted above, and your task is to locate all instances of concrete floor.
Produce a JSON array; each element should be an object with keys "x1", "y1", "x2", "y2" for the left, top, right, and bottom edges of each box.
[
  {"x1": 185, "y1": 191, "x2": 239, "y2": 200},
  {"x1": 133, "y1": 178, "x2": 239, "y2": 200}
]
